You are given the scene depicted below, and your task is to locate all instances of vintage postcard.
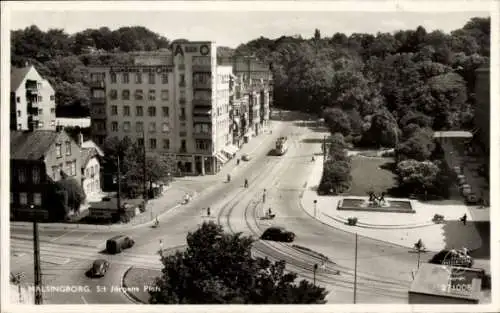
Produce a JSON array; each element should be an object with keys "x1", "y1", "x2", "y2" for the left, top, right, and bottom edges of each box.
[{"x1": 1, "y1": 1, "x2": 498, "y2": 312}]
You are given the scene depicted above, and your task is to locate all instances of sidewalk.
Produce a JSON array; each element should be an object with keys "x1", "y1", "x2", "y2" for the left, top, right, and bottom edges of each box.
[{"x1": 300, "y1": 155, "x2": 486, "y2": 252}]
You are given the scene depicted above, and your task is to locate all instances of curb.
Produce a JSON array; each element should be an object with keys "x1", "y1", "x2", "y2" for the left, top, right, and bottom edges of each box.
[
  {"x1": 321, "y1": 212, "x2": 436, "y2": 230},
  {"x1": 121, "y1": 266, "x2": 145, "y2": 304}
]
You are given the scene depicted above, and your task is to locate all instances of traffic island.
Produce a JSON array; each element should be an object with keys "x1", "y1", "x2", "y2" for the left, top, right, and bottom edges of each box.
[{"x1": 122, "y1": 266, "x2": 161, "y2": 304}]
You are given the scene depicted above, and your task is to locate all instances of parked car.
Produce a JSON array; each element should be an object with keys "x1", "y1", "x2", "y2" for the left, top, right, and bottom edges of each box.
[
  {"x1": 241, "y1": 154, "x2": 251, "y2": 161},
  {"x1": 106, "y1": 235, "x2": 135, "y2": 254},
  {"x1": 88, "y1": 259, "x2": 110, "y2": 277},
  {"x1": 429, "y1": 249, "x2": 473, "y2": 268},
  {"x1": 261, "y1": 227, "x2": 295, "y2": 242}
]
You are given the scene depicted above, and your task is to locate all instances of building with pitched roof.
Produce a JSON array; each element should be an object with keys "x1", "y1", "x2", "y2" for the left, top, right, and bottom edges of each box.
[
  {"x1": 79, "y1": 136, "x2": 105, "y2": 203},
  {"x1": 10, "y1": 65, "x2": 57, "y2": 131},
  {"x1": 10, "y1": 129, "x2": 82, "y2": 220}
]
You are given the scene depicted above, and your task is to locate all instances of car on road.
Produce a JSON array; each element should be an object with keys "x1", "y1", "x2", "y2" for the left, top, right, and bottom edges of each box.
[
  {"x1": 241, "y1": 154, "x2": 251, "y2": 161},
  {"x1": 88, "y1": 259, "x2": 110, "y2": 278},
  {"x1": 261, "y1": 227, "x2": 295, "y2": 242},
  {"x1": 106, "y1": 235, "x2": 135, "y2": 254}
]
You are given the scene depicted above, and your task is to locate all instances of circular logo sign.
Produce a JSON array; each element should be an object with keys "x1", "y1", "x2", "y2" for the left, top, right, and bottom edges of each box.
[{"x1": 200, "y1": 44, "x2": 210, "y2": 56}]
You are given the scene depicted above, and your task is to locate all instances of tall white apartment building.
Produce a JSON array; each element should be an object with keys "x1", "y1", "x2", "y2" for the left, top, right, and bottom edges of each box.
[
  {"x1": 10, "y1": 65, "x2": 57, "y2": 131},
  {"x1": 88, "y1": 41, "x2": 236, "y2": 175}
]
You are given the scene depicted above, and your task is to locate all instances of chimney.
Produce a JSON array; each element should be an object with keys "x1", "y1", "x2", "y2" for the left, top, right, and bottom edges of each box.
[{"x1": 78, "y1": 132, "x2": 84, "y2": 147}]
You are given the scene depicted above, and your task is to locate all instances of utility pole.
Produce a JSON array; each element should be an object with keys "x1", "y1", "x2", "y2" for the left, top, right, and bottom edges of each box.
[
  {"x1": 353, "y1": 233, "x2": 358, "y2": 304},
  {"x1": 33, "y1": 219, "x2": 43, "y2": 304},
  {"x1": 313, "y1": 200, "x2": 318, "y2": 217},
  {"x1": 313, "y1": 264, "x2": 317, "y2": 286},
  {"x1": 142, "y1": 128, "x2": 149, "y2": 219},
  {"x1": 117, "y1": 154, "x2": 121, "y2": 213},
  {"x1": 323, "y1": 136, "x2": 327, "y2": 161}
]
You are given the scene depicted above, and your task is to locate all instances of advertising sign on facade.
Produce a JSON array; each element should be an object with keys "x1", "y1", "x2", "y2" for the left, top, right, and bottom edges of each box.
[
  {"x1": 109, "y1": 66, "x2": 173, "y2": 73},
  {"x1": 174, "y1": 44, "x2": 211, "y2": 57}
]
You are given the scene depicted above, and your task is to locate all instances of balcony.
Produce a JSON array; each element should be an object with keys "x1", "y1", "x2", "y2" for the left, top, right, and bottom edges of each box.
[
  {"x1": 179, "y1": 147, "x2": 187, "y2": 154},
  {"x1": 89, "y1": 80, "x2": 105, "y2": 88},
  {"x1": 192, "y1": 98, "x2": 211, "y2": 108},
  {"x1": 179, "y1": 115, "x2": 187, "y2": 121},
  {"x1": 179, "y1": 131, "x2": 187, "y2": 137},
  {"x1": 91, "y1": 97, "x2": 106, "y2": 104},
  {"x1": 25, "y1": 85, "x2": 39, "y2": 95},
  {"x1": 179, "y1": 98, "x2": 186, "y2": 105},
  {"x1": 91, "y1": 107, "x2": 107, "y2": 118},
  {"x1": 192, "y1": 64, "x2": 211, "y2": 73},
  {"x1": 193, "y1": 80, "x2": 211, "y2": 90},
  {"x1": 193, "y1": 114, "x2": 212, "y2": 123},
  {"x1": 193, "y1": 132, "x2": 212, "y2": 139}
]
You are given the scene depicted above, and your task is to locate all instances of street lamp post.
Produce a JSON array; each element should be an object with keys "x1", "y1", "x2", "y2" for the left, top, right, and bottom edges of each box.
[
  {"x1": 263, "y1": 189, "x2": 266, "y2": 203},
  {"x1": 313, "y1": 263, "x2": 318, "y2": 286},
  {"x1": 313, "y1": 200, "x2": 318, "y2": 217}
]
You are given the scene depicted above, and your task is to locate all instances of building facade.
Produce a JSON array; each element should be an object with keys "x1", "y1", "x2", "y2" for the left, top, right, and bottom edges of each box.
[
  {"x1": 88, "y1": 41, "x2": 239, "y2": 175},
  {"x1": 10, "y1": 130, "x2": 83, "y2": 220},
  {"x1": 10, "y1": 66, "x2": 57, "y2": 131},
  {"x1": 80, "y1": 138, "x2": 104, "y2": 203},
  {"x1": 474, "y1": 67, "x2": 490, "y2": 153}
]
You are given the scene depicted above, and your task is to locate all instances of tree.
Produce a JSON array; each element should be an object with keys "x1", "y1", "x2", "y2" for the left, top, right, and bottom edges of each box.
[
  {"x1": 396, "y1": 127, "x2": 436, "y2": 161},
  {"x1": 323, "y1": 108, "x2": 351, "y2": 136},
  {"x1": 46, "y1": 175, "x2": 86, "y2": 220},
  {"x1": 362, "y1": 109, "x2": 400, "y2": 148},
  {"x1": 319, "y1": 159, "x2": 352, "y2": 195},
  {"x1": 396, "y1": 159, "x2": 439, "y2": 197},
  {"x1": 149, "y1": 222, "x2": 327, "y2": 304}
]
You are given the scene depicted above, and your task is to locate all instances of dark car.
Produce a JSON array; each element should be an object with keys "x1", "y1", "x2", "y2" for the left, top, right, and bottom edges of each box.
[
  {"x1": 106, "y1": 235, "x2": 135, "y2": 254},
  {"x1": 429, "y1": 249, "x2": 473, "y2": 268},
  {"x1": 261, "y1": 227, "x2": 295, "y2": 242},
  {"x1": 89, "y1": 259, "x2": 110, "y2": 277}
]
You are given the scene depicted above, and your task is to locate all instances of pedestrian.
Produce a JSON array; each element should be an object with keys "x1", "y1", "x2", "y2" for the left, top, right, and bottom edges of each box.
[
  {"x1": 207, "y1": 207, "x2": 211, "y2": 217},
  {"x1": 244, "y1": 179, "x2": 249, "y2": 188},
  {"x1": 461, "y1": 213, "x2": 467, "y2": 225}
]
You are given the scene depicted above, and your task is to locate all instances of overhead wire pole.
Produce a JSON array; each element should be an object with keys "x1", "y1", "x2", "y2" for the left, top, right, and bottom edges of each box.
[
  {"x1": 117, "y1": 154, "x2": 121, "y2": 214},
  {"x1": 33, "y1": 218, "x2": 43, "y2": 304},
  {"x1": 142, "y1": 128, "x2": 149, "y2": 220},
  {"x1": 353, "y1": 233, "x2": 358, "y2": 304}
]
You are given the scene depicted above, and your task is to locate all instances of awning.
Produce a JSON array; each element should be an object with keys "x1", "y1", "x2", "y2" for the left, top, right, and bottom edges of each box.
[
  {"x1": 215, "y1": 153, "x2": 228, "y2": 164},
  {"x1": 222, "y1": 145, "x2": 239, "y2": 156}
]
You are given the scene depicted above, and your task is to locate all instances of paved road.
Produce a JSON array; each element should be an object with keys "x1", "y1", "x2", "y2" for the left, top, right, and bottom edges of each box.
[
  {"x1": 10, "y1": 112, "x2": 418, "y2": 304},
  {"x1": 9, "y1": 118, "x2": 287, "y2": 304}
]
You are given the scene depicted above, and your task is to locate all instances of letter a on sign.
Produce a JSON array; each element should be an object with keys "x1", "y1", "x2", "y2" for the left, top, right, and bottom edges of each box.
[{"x1": 174, "y1": 45, "x2": 184, "y2": 57}]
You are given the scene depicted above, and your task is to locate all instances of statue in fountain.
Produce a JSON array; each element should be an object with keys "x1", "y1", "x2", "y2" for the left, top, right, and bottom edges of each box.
[{"x1": 367, "y1": 191, "x2": 386, "y2": 207}]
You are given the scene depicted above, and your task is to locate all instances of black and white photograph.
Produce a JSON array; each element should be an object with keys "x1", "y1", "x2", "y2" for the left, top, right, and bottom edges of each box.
[{"x1": 1, "y1": 1, "x2": 498, "y2": 311}]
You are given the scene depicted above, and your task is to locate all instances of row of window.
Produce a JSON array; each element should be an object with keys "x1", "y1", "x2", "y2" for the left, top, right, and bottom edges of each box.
[
  {"x1": 111, "y1": 105, "x2": 170, "y2": 117},
  {"x1": 109, "y1": 89, "x2": 171, "y2": 101},
  {"x1": 109, "y1": 72, "x2": 169, "y2": 85},
  {"x1": 111, "y1": 121, "x2": 171, "y2": 133},
  {"x1": 16, "y1": 108, "x2": 56, "y2": 117},
  {"x1": 55, "y1": 141, "x2": 72, "y2": 158},
  {"x1": 51, "y1": 161, "x2": 77, "y2": 179},
  {"x1": 85, "y1": 179, "x2": 101, "y2": 194},
  {"x1": 16, "y1": 167, "x2": 41, "y2": 184},
  {"x1": 11, "y1": 192, "x2": 42, "y2": 206},
  {"x1": 15, "y1": 95, "x2": 55, "y2": 103},
  {"x1": 136, "y1": 138, "x2": 170, "y2": 149},
  {"x1": 84, "y1": 164, "x2": 99, "y2": 179}
]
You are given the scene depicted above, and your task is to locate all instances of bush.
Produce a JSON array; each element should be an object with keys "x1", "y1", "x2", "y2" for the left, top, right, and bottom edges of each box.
[{"x1": 347, "y1": 217, "x2": 358, "y2": 226}]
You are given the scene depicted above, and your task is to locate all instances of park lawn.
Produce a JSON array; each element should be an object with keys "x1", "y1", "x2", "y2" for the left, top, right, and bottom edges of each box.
[{"x1": 348, "y1": 155, "x2": 398, "y2": 196}]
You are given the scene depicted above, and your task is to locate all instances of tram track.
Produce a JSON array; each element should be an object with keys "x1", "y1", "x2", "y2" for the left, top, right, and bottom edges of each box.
[{"x1": 215, "y1": 126, "x2": 409, "y2": 301}]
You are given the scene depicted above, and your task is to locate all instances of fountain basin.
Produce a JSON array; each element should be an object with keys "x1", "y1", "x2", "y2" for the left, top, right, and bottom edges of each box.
[{"x1": 338, "y1": 198, "x2": 415, "y2": 213}]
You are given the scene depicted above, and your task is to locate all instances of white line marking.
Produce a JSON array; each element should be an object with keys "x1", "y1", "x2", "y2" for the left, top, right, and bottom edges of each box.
[
  {"x1": 75, "y1": 231, "x2": 94, "y2": 242},
  {"x1": 50, "y1": 230, "x2": 75, "y2": 242}
]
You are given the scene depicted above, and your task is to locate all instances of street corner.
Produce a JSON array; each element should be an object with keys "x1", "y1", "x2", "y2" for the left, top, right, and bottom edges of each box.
[{"x1": 121, "y1": 266, "x2": 162, "y2": 304}]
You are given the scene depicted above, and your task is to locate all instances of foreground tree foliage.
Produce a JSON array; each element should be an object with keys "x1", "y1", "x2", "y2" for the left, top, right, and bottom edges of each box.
[
  {"x1": 396, "y1": 159, "x2": 440, "y2": 198},
  {"x1": 46, "y1": 174, "x2": 87, "y2": 220},
  {"x1": 149, "y1": 222, "x2": 328, "y2": 304}
]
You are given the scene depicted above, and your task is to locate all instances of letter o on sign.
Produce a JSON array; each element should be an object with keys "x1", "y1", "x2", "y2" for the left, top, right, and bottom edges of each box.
[{"x1": 200, "y1": 45, "x2": 210, "y2": 56}]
